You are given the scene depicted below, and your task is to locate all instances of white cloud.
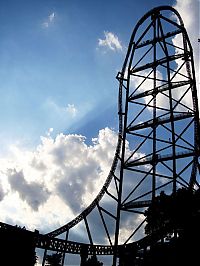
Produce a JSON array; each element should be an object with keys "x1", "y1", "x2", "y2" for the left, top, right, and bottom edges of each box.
[
  {"x1": 119, "y1": 214, "x2": 145, "y2": 244},
  {"x1": 1, "y1": 2, "x2": 197, "y2": 244},
  {"x1": 173, "y1": 0, "x2": 199, "y2": 103},
  {"x1": 129, "y1": 69, "x2": 166, "y2": 112},
  {"x1": 129, "y1": 2, "x2": 199, "y2": 112},
  {"x1": 43, "y1": 99, "x2": 79, "y2": 129},
  {"x1": 42, "y1": 12, "x2": 56, "y2": 28},
  {"x1": 0, "y1": 181, "x2": 6, "y2": 201},
  {"x1": 8, "y1": 169, "x2": 50, "y2": 211},
  {"x1": 44, "y1": 99, "x2": 77, "y2": 118},
  {"x1": 46, "y1": 127, "x2": 54, "y2": 137},
  {"x1": 66, "y1": 103, "x2": 77, "y2": 117},
  {"x1": 0, "y1": 128, "x2": 118, "y2": 232},
  {"x1": 98, "y1": 31, "x2": 123, "y2": 51}
]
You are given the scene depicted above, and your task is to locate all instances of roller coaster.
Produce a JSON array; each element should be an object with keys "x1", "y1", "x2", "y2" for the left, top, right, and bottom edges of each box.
[{"x1": 0, "y1": 5, "x2": 199, "y2": 266}]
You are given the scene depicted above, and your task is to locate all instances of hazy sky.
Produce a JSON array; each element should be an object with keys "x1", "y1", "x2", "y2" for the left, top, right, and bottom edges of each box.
[
  {"x1": 0, "y1": 0, "x2": 180, "y2": 151},
  {"x1": 0, "y1": 0, "x2": 199, "y2": 264}
]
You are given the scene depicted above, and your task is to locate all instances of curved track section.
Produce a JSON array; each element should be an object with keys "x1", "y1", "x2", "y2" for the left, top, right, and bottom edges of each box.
[
  {"x1": 46, "y1": 133, "x2": 122, "y2": 238},
  {"x1": 40, "y1": 5, "x2": 199, "y2": 266},
  {"x1": 112, "y1": 5, "x2": 200, "y2": 265}
]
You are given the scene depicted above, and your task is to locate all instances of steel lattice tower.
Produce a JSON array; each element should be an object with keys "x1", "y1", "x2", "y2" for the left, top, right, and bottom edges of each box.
[
  {"x1": 112, "y1": 5, "x2": 200, "y2": 265},
  {"x1": 1, "y1": 5, "x2": 197, "y2": 266}
]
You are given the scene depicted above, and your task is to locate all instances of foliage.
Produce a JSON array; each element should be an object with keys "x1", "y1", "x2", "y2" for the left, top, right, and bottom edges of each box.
[
  {"x1": 144, "y1": 188, "x2": 200, "y2": 235},
  {"x1": 85, "y1": 255, "x2": 103, "y2": 266},
  {"x1": 46, "y1": 252, "x2": 63, "y2": 266}
]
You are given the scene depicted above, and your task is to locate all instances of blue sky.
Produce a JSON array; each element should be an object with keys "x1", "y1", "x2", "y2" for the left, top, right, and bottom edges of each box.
[
  {"x1": 0, "y1": 0, "x2": 177, "y2": 152},
  {"x1": 0, "y1": 0, "x2": 199, "y2": 264}
]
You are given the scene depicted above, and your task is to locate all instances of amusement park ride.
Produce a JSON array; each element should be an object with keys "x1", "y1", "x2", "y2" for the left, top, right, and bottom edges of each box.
[{"x1": 0, "y1": 5, "x2": 200, "y2": 266}]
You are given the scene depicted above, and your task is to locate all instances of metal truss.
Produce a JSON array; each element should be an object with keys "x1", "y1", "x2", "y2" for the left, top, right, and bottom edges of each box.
[
  {"x1": 42, "y1": 5, "x2": 199, "y2": 266},
  {"x1": 112, "y1": 5, "x2": 200, "y2": 265},
  {"x1": 1, "y1": 5, "x2": 199, "y2": 266}
]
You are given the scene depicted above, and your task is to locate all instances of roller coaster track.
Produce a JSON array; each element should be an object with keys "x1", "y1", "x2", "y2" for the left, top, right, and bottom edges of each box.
[
  {"x1": 45, "y1": 133, "x2": 123, "y2": 238},
  {"x1": 0, "y1": 221, "x2": 172, "y2": 256},
  {"x1": 43, "y1": 5, "x2": 200, "y2": 266},
  {"x1": 1, "y1": 5, "x2": 199, "y2": 266}
]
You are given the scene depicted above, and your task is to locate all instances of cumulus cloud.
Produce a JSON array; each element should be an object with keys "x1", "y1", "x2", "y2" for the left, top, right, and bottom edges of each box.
[
  {"x1": 98, "y1": 31, "x2": 123, "y2": 51},
  {"x1": 128, "y1": 1, "x2": 199, "y2": 112},
  {"x1": 0, "y1": 126, "x2": 147, "y2": 245},
  {"x1": 129, "y1": 69, "x2": 167, "y2": 112},
  {"x1": 0, "y1": 1, "x2": 197, "y2": 246},
  {"x1": 8, "y1": 169, "x2": 50, "y2": 211},
  {"x1": 119, "y1": 214, "x2": 145, "y2": 243},
  {"x1": 42, "y1": 12, "x2": 56, "y2": 28},
  {"x1": 0, "y1": 128, "x2": 118, "y2": 232},
  {"x1": 0, "y1": 182, "x2": 6, "y2": 201},
  {"x1": 173, "y1": 0, "x2": 199, "y2": 102}
]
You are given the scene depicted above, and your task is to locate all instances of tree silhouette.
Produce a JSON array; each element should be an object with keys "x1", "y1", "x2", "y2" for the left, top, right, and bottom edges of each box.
[
  {"x1": 46, "y1": 252, "x2": 62, "y2": 266},
  {"x1": 85, "y1": 255, "x2": 103, "y2": 266},
  {"x1": 144, "y1": 188, "x2": 200, "y2": 235}
]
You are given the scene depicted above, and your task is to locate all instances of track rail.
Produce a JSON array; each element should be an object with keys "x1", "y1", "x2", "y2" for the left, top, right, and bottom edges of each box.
[
  {"x1": 0, "y1": 5, "x2": 199, "y2": 266},
  {"x1": 46, "y1": 5, "x2": 199, "y2": 245},
  {"x1": 31, "y1": 5, "x2": 200, "y2": 266},
  {"x1": 46, "y1": 137, "x2": 122, "y2": 237}
]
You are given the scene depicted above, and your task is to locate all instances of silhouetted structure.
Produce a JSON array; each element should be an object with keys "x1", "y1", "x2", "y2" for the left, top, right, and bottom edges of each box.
[
  {"x1": 46, "y1": 252, "x2": 62, "y2": 266},
  {"x1": 119, "y1": 188, "x2": 200, "y2": 265},
  {"x1": 0, "y1": 5, "x2": 199, "y2": 266},
  {"x1": 84, "y1": 255, "x2": 103, "y2": 266},
  {"x1": 41, "y1": 6, "x2": 199, "y2": 265},
  {"x1": 0, "y1": 223, "x2": 37, "y2": 266}
]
